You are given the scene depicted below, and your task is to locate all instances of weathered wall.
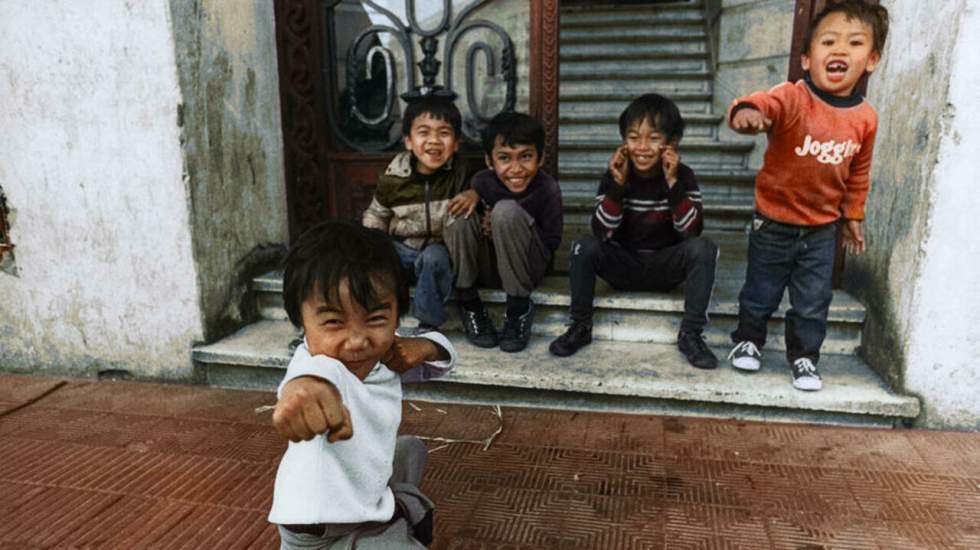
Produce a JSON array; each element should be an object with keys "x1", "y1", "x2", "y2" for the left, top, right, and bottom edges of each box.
[
  {"x1": 846, "y1": 0, "x2": 979, "y2": 429},
  {"x1": 169, "y1": 0, "x2": 289, "y2": 341},
  {"x1": 0, "y1": 2, "x2": 204, "y2": 378},
  {"x1": 713, "y1": 0, "x2": 795, "y2": 167}
]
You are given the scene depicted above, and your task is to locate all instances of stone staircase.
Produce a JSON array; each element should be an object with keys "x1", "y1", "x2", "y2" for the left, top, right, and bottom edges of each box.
[{"x1": 192, "y1": 1, "x2": 919, "y2": 427}]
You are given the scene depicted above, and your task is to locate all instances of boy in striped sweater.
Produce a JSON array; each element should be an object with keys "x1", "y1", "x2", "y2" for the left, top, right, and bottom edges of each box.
[
  {"x1": 549, "y1": 93, "x2": 720, "y2": 369},
  {"x1": 726, "y1": 1, "x2": 888, "y2": 391}
]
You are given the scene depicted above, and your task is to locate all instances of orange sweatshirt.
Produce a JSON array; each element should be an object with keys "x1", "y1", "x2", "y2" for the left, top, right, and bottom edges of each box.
[{"x1": 729, "y1": 78, "x2": 878, "y2": 225}]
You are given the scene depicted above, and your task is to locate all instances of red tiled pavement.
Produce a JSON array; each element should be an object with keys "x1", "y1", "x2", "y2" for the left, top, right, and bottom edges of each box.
[{"x1": 0, "y1": 373, "x2": 978, "y2": 549}]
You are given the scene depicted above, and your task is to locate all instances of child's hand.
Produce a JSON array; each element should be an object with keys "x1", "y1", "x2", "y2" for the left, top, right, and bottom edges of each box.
[
  {"x1": 273, "y1": 376, "x2": 353, "y2": 443},
  {"x1": 383, "y1": 336, "x2": 443, "y2": 374},
  {"x1": 842, "y1": 220, "x2": 866, "y2": 254},
  {"x1": 731, "y1": 108, "x2": 772, "y2": 134},
  {"x1": 481, "y1": 209, "x2": 493, "y2": 236},
  {"x1": 448, "y1": 189, "x2": 480, "y2": 219},
  {"x1": 609, "y1": 145, "x2": 629, "y2": 185},
  {"x1": 661, "y1": 145, "x2": 679, "y2": 188}
]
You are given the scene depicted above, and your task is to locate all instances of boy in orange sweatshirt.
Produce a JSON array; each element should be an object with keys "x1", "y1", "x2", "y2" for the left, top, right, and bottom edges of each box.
[{"x1": 726, "y1": 1, "x2": 889, "y2": 391}]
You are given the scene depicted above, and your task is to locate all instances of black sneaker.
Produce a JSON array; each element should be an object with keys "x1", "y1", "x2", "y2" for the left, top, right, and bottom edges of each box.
[
  {"x1": 549, "y1": 321, "x2": 593, "y2": 357},
  {"x1": 791, "y1": 357, "x2": 823, "y2": 391},
  {"x1": 457, "y1": 303, "x2": 498, "y2": 348},
  {"x1": 728, "y1": 340, "x2": 762, "y2": 371},
  {"x1": 499, "y1": 301, "x2": 535, "y2": 353},
  {"x1": 677, "y1": 330, "x2": 719, "y2": 369}
]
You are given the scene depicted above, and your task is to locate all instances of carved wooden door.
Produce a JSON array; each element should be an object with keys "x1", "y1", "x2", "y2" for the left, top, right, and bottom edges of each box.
[{"x1": 273, "y1": 0, "x2": 558, "y2": 241}]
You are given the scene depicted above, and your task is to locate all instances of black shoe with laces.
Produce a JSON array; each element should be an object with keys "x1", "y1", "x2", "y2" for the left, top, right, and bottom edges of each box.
[
  {"x1": 549, "y1": 321, "x2": 593, "y2": 357},
  {"x1": 677, "y1": 330, "x2": 719, "y2": 369},
  {"x1": 457, "y1": 302, "x2": 498, "y2": 348},
  {"x1": 499, "y1": 301, "x2": 535, "y2": 353}
]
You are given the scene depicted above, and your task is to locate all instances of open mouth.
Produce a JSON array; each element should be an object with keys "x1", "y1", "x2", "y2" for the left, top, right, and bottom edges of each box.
[
  {"x1": 826, "y1": 60, "x2": 849, "y2": 75},
  {"x1": 633, "y1": 154, "x2": 656, "y2": 165}
]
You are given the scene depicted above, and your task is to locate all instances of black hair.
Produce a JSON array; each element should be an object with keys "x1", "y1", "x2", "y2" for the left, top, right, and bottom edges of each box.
[
  {"x1": 481, "y1": 111, "x2": 545, "y2": 157},
  {"x1": 400, "y1": 95, "x2": 462, "y2": 137},
  {"x1": 618, "y1": 93, "x2": 685, "y2": 144},
  {"x1": 802, "y1": 0, "x2": 889, "y2": 55},
  {"x1": 282, "y1": 220, "x2": 409, "y2": 328}
]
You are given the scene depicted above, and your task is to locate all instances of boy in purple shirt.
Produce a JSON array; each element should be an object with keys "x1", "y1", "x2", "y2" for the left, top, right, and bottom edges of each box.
[{"x1": 444, "y1": 112, "x2": 563, "y2": 352}]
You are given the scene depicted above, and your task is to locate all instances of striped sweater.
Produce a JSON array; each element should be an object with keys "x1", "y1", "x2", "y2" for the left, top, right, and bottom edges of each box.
[{"x1": 591, "y1": 164, "x2": 704, "y2": 251}]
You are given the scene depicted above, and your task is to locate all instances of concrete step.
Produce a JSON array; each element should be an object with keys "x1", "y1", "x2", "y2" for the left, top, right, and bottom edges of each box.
[
  {"x1": 559, "y1": 139, "x2": 753, "y2": 169},
  {"x1": 562, "y1": 41, "x2": 707, "y2": 59},
  {"x1": 249, "y1": 235, "x2": 862, "y2": 355},
  {"x1": 559, "y1": 112, "x2": 723, "y2": 140},
  {"x1": 561, "y1": 58, "x2": 710, "y2": 75},
  {"x1": 192, "y1": 319, "x2": 919, "y2": 427},
  {"x1": 560, "y1": 26, "x2": 707, "y2": 44},
  {"x1": 561, "y1": 5, "x2": 705, "y2": 29},
  {"x1": 561, "y1": 96, "x2": 713, "y2": 116},
  {"x1": 560, "y1": 77, "x2": 712, "y2": 97}
]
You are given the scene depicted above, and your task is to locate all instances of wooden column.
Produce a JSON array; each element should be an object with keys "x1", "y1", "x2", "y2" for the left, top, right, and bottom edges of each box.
[{"x1": 529, "y1": 0, "x2": 560, "y2": 177}]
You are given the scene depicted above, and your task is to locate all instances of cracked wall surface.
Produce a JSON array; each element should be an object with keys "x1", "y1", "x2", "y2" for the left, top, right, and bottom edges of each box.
[
  {"x1": 169, "y1": 0, "x2": 288, "y2": 342},
  {"x1": 845, "y1": 0, "x2": 980, "y2": 429}
]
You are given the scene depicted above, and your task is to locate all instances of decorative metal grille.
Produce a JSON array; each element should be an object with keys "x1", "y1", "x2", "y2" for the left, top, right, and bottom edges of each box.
[{"x1": 322, "y1": 0, "x2": 517, "y2": 151}]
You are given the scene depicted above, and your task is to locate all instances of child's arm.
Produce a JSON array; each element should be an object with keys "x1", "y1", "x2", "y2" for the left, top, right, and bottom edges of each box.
[
  {"x1": 362, "y1": 195, "x2": 393, "y2": 232},
  {"x1": 274, "y1": 376, "x2": 352, "y2": 443},
  {"x1": 840, "y1": 122, "x2": 878, "y2": 255},
  {"x1": 273, "y1": 345, "x2": 354, "y2": 443},
  {"x1": 390, "y1": 330, "x2": 457, "y2": 383},
  {"x1": 447, "y1": 189, "x2": 480, "y2": 219},
  {"x1": 591, "y1": 157, "x2": 628, "y2": 239},
  {"x1": 726, "y1": 82, "x2": 799, "y2": 135},
  {"x1": 667, "y1": 162, "x2": 704, "y2": 238}
]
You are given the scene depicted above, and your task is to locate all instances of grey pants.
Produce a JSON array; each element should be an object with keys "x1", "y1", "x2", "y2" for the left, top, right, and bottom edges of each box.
[
  {"x1": 277, "y1": 436, "x2": 433, "y2": 550},
  {"x1": 444, "y1": 199, "x2": 550, "y2": 297}
]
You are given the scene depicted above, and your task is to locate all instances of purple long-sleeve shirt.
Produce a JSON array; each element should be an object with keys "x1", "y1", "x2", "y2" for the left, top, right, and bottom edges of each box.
[{"x1": 471, "y1": 168, "x2": 564, "y2": 253}]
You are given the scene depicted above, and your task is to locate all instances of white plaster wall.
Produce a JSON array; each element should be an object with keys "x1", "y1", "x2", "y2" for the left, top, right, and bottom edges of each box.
[
  {"x1": 902, "y1": 1, "x2": 980, "y2": 429},
  {"x1": 0, "y1": 2, "x2": 203, "y2": 377}
]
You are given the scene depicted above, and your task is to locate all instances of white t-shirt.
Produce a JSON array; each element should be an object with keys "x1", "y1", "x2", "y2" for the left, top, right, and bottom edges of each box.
[{"x1": 268, "y1": 331, "x2": 455, "y2": 525}]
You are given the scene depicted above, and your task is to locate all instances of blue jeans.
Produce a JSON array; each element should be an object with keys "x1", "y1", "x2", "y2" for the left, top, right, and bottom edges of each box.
[
  {"x1": 394, "y1": 241, "x2": 453, "y2": 327},
  {"x1": 731, "y1": 215, "x2": 837, "y2": 363}
]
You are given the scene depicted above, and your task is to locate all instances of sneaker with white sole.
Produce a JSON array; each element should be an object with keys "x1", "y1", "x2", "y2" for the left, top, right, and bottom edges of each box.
[
  {"x1": 791, "y1": 357, "x2": 823, "y2": 391},
  {"x1": 728, "y1": 341, "x2": 762, "y2": 371}
]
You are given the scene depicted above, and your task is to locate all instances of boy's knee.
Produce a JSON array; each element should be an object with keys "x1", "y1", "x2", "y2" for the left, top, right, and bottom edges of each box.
[
  {"x1": 444, "y1": 214, "x2": 479, "y2": 242},
  {"x1": 685, "y1": 236, "x2": 718, "y2": 264},
  {"x1": 570, "y1": 235, "x2": 601, "y2": 261},
  {"x1": 490, "y1": 200, "x2": 524, "y2": 227},
  {"x1": 419, "y1": 244, "x2": 451, "y2": 271}
]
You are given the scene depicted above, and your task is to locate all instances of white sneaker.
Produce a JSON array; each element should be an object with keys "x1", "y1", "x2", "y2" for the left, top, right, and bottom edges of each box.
[
  {"x1": 728, "y1": 341, "x2": 761, "y2": 371},
  {"x1": 791, "y1": 358, "x2": 823, "y2": 391}
]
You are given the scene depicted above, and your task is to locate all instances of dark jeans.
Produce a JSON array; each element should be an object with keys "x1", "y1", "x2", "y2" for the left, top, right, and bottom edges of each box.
[
  {"x1": 393, "y1": 241, "x2": 453, "y2": 327},
  {"x1": 568, "y1": 234, "x2": 718, "y2": 333},
  {"x1": 731, "y1": 214, "x2": 838, "y2": 364}
]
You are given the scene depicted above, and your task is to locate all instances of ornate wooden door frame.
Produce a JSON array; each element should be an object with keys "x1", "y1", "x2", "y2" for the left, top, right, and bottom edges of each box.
[{"x1": 273, "y1": 0, "x2": 559, "y2": 242}]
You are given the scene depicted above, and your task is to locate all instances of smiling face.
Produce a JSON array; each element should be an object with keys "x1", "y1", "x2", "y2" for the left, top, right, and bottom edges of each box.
[
  {"x1": 300, "y1": 278, "x2": 398, "y2": 381},
  {"x1": 624, "y1": 117, "x2": 669, "y2": 177},
  {"x1": 403, "y1": 113, "x2": 459, "y2": 175},
  {"x1": 802, "y1": 12, "x2": 880, "y2": 97},
  {"x1": 485, "y1": 136, "x2": 543, "y2": 194}
]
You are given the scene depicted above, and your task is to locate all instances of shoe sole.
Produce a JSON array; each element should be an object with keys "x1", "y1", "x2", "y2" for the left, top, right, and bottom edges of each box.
[
  {"x1": 731, "y1": 358, "x2": 761, "y2": 371},
  {"x1": 793, "y1": 377, "x2": 823, "y2": 391}
]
